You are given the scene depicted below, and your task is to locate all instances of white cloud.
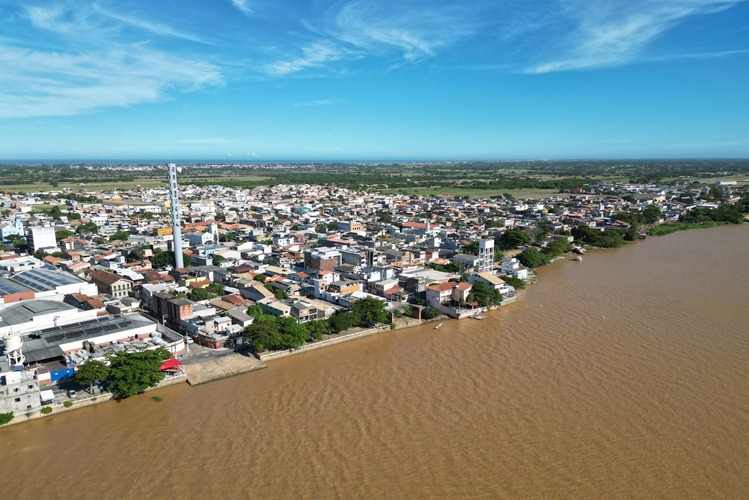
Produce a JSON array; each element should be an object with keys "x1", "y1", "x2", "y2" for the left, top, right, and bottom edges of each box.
[
  {"x1": 263, "y1": 41, "x2": 348, "y2": 75},
  {"x1": 0, "y1": 3, "x2": 223, "y2": 118},
  {"x1": 92, "y1": 5, "x2": 211, "y2": 44},
  {"x1": 527, "y1": 0, "x2": 744, "y2": 73},
  {"x1": 0, "y1": 45, "x2": 222, "y2": 118},
  {"x1": 293, "y1": 99, "x2": 337, "y2": 107},
  {"x1": 231, "y1": 0, "x2": 257, "y2": 17},
  {"x1": 326, "y1": 0, "x2": 480, "y2": 62},
  {"x1": 178, "y1": 138, "x2": 232, "y2": 145}
]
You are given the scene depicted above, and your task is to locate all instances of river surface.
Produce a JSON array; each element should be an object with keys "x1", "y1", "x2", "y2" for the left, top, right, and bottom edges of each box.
[{"x1": 1, "y1": 225, "x2": 748, "y2": 499}]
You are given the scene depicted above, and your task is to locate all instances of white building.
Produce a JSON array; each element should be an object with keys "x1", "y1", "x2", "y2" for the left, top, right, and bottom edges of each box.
[{"x1": 26, "y1": 225, "x2": 58, "y2": 254}]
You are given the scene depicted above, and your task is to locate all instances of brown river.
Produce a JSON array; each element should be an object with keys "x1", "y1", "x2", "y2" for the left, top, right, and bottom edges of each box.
[{"x1": 1, "y1": 225, "x2": 748, "y2": 499}]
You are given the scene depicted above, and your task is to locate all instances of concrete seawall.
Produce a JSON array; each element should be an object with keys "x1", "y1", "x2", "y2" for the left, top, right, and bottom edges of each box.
[{"x1": 259, "y1": 317, "x2": 441, "y2": 363}]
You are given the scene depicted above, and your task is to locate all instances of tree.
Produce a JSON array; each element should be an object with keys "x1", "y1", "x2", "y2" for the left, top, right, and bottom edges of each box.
[
  {"x1": 107, "y1": 347, "x2": 170, "y2": 399},
  {"x1": 421, "y1": 306, "x2": 442, "y2": 320},
  {"x1": 55, "y1": 229, "x2": 75, "y2": 240},
  {"x1": 243, "y1": 315, "x2": 281, "y2": 352},
  {"x1": 0, "y1": 411, "x2": 13, "y2": 425},
  {"x1": 468, "y1": 281, "x2": 502, "y2": 307},
  {"x1": 497, "y1": 229, "x2": 531, "y2": 250},
  {"x1": 276, "y1": 316, "x2": 310, "y2": 349},
  {"x1": 329, "y1": 312, "x2": 357, "y2": 333},
  {"x1": 307, "y1": 319, "x2": 330, "y2": 341},
  {"x1": 247, "y1": 305, "x2": 263, "y2": 318},
  {"x1": 351, "y1": 296, "x2": 388, "y2": 326},
  {"x1": 641, "y1": 205, "x2": 662, "y2": 224},
  {"x1": 212, "y1": 254, "x2": 226, "y2": 263},
  {"x1": 75, "y1": 359, "x2": 110, "y2": 394},
  {"x1": 517, "y1": 246, "x2": 549, "y2": 268},
  {"x1": 188, "y1": 287, "x2": 209, "y2": 301},
  {"x1": 109, "y1": 231, "x2": 131, "y2": 242}
]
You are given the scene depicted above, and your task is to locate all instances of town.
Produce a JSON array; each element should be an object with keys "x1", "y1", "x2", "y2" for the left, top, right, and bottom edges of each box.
[{"x1": 1, "y1": 163, "x2": 747, "y2": 426}]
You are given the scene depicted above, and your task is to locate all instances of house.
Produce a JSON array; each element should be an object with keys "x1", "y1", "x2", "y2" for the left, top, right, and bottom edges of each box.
[
  {"x1": 500, "y1": 257, "x2": 530, "y2": 280},
  {"x1": 89, "y1": 269, "x2": 132, "y2": 299},
  {"x1": 425, "y1": 281, "x2": 472, "y2": 308}
]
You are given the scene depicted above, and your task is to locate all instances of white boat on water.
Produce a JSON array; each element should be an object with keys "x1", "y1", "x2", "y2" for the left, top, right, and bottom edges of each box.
[{"x1": 435, "y1": 323, "x2": 443, "y2": 329}]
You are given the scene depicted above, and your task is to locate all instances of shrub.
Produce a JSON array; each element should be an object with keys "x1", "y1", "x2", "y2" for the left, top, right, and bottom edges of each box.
[
  {"x1": 63, "y1": 401, "x2": 73, "y2": 408},
  {"x1": 0, "y1": 411, "x2": 14, "y2": 425},
  {"x1": 41, "y1": 406, "x2": 53, "y2": 415}
]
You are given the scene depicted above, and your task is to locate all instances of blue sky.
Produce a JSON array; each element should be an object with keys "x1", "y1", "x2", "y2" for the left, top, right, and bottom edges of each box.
[{"x1": 1, "y1": 0, "x2": 748, "y2": 161}]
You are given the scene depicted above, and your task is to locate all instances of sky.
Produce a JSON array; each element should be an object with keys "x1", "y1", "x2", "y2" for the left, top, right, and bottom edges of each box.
[{"x1": 1, "y1": 0, "x2": 748, "y2": 161}]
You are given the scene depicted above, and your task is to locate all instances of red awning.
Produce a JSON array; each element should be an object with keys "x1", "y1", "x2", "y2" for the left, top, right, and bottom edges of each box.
[{"x1": 159, "y1": 358, "x2": 184, "y2": 371}]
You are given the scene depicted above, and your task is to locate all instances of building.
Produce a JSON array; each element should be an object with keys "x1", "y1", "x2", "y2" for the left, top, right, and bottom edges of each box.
[
  {"x1": 477, "y1": 239, "x2": 495, "y2": 272},
  {"x1": 303, "y1": 247, "x2": 342, "y2": 273},
  {"x1": 89, "y1": 270, "x2": 132, "y2": 299},
  {"x1": 151, "y1": 292, "x2": 194, "y2": 327},
  {"x1": 0, "y1": 216, "x2": 24, "y2": 241},
  {"x1": 25, "y1": 225, "x2": 58, "y2": 254},
  {"x1": 0, "y1": 268, "x2": 98, "y2": 304}
]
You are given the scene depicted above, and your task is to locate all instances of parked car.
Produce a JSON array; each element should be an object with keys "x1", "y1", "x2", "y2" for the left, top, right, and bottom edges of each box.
[{"x1": 67, "y1": 389, "x2": 77, "y2": 398}]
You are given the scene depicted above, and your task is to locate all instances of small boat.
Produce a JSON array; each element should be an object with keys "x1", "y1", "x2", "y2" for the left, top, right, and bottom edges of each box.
[
  {"x1": 571, "y1": 256, "x2": 582, "y2": 262},
  {"x1": 473, "y1": 315, "x2": 487, "y2": 320},
  {"x1": 639, "y1": 233, "x2": 647, "y2": 239},
  {"x1": 434, "y1": 323, "x2": 443, "y2": 329}
]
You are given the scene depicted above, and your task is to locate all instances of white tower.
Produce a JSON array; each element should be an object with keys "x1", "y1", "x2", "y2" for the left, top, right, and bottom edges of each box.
[
  {"x1": 167, "y1": 164, "x2": 184, "y2": 269},
  {"x1": 3, "y1": 330, "x2": 24, "y2": 367},
  {"x1": 478, "y1": 239, "x2": 495, "y2": 273}
]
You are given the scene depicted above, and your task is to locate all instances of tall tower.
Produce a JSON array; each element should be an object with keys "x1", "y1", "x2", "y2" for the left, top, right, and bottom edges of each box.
[
  {"x1": 167, "y1": 163, "x2": 184, "y2": 269},
  {"x1": 478, "y1": 239, "x2": 495, "y2": 273}
]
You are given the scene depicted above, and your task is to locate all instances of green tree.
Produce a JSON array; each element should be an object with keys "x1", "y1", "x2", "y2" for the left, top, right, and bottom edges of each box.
[
  {"x1": 107, "y1": 347, "x2": 170, "y2": 399},
  {"x1": 0, "y1": 411, "x2": 13, "y2": 425},
  {"x1": 329, "y1": 312, "x2": 357, "y2": 333},
  {"x1": 276, "y1": 316, "x2": 310, "y2": 349},
  {"x1": 243, "y1": 315, "x2": 281, "y2": 352},
  {"x1": 247, "y1": 305, "x2": 263, "y2": 318},
  {"x1": 188, "y1": 287, "x2": 209, "y2": 301},
  {"x1": 467, "y1": 280, "x2": 502, "y2": 307},
  {"x1": 517, "y1": 246, "x2": 549, "y2": 268},
  {"x1": 110, "y1": 231, "x2": 131, "y2": 242},
  {"x1": 497, "y1": 229, "x2": 532, "y2": 250},
  {"x1": 55, "y1": 229, "x2": 75, "y2": 240},
  {"x1": 421, "y1": 306, "x2": 442, "y2": 320},
  {"x1": 641, "y1": 205, "x2": 662, "y2": 224},
  {"x1": 351, "y1": 296, "x2": 388, "y2": 326},
  {"x1": 75, "y1": 359, "x2": 110, "y2": 394},
  {"x1": 307, "y1": 319, "x2": 330, "y2": 341}
]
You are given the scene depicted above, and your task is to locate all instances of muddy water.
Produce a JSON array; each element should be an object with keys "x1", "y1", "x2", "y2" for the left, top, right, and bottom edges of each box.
[{"x1": 1, "y1": 225, "x2": 747, "y2": 499}]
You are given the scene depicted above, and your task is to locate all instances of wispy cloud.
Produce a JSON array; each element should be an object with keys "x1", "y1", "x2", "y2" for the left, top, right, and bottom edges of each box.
[
  {"x1": 324, "y1": 0, "x2": 481, "y2": 62},
  {"x1": 262, "y1": 41, "x2": 349, "y2": 75},
  {"x1": 92, "y1": 5, "x2": 211, "y2": 44},
  {"x1": 0, "y1": 45, "x2": 222, "y2": 118},
  {"x1": 178, "y1": 138, "x2": 232, "y2": 145},
  {"x1": 231, "y1": 0, "x2": 257, "y2": 18},
  {"x1": 526, "y1": 0, "x2": 745, "y2": 73},
  {"x1": 0, "y1": 4, "x2": 222, "y2": 118},
  {"x1": 293, "y1": 99, "x2": 337, "y2": 107}
]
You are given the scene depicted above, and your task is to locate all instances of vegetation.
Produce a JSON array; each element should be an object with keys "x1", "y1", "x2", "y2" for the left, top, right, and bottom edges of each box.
[
  {"x1": 75, "y1": 359, "x2": 110, "y2": 393},
  {"x1": 571, "y1": 226, "x2": 625, "y2": 248},
  {"x1": 467, "y1": 281, "x2": 502, "y2": 307},
  {"x1": 421, "y1": 306, "x2": 442, "y2": 320},
  {"x1": 63, "y1": 401, "x2": 73, "y2": 408},
  {"x1": 41, "y1": 406, "x2": 53, "y2": 415},
  {"x1": 243, "y1": 297, "x2": 388, "y2": 352},
  {"x1": 501, "y1": 275, "x2": 526, "y2": 290},
  {"x1": 350, "y1": 296, "x2": 388, "y2": 325},
  {"x1": 0, "y1": 411, "x2": 13, "y2": 425},
  {"x1": 107, "y1": 347, "x2": 171, "y2": 399},
  {"x1": 497, "y1": 229, "x2": 532, "y2": 250}
]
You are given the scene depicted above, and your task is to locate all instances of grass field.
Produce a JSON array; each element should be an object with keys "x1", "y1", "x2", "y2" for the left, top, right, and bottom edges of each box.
[{"x1": 378, "y1": 186, "x2": 577, "y2": 200}]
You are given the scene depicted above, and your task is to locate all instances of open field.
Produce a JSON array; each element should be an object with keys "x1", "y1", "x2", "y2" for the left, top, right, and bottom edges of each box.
[{"x1": 379, "y1": 186, "x2": 578, "y2": 200}]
